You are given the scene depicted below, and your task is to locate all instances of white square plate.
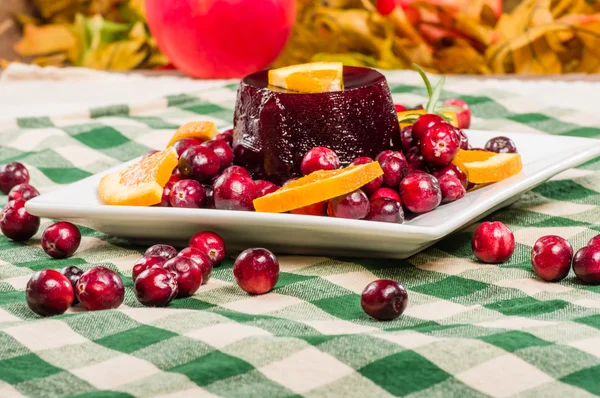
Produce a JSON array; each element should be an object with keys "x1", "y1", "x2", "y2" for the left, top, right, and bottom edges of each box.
[{"x1": 26, "y1": 130, "x2": 600, "y2": 259}]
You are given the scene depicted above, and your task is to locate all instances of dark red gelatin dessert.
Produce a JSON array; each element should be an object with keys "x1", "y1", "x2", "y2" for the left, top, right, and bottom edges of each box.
[{"x1": 233, "y1": 67, "x2": 401, "y2": 184}]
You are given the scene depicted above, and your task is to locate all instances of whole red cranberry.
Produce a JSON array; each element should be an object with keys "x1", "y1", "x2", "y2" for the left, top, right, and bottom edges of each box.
[
  {"x1": 145, "y1": 244, "x2": 178, "y2": 260},
  {"x1": 221, "y1": 165, "x2": 252, "y2": 179},
  {"x1": 400, "y1": 126, "x2": 417, "y2": 152},
  {"x1": 443, "y1": 98, "x2": 471, "y2": 129},
  {"x1": 255, "y1": 180, "x2": 279, "y2": 198},
  {"x1": 163, "y1": 256, "x2": 202, "y2": 297},
  {"x1": 432, "y1": 163, "x2": 468, "y2": 189},
  {"x1": 169, "y1": 179, "x2": 206, "y2": 208},
  {"x1": 213, "y1": 172, "x2": 257, "y2": 211},
  {"x1": 169, "y1": 169, "x2": 183, "y2": 184},
  {"x1": 8, "y1": 184, "x2": 39, "y2": 202},
  {"x1": 26, "y1": 269, "x2": 74, "y2": 317},
  {"x1": 189, "y1": 231, "x2": 226, "y2": 266},
  {"x1": 366, "y1": 198, "x2": 404, "y2": 223},
  {"x1": 438, "y1": 174, "x2": 466, "y2": 204},
  {"x1": 179, "y1": 145, "x2": 221, "y2": 182},
  {"x1": 178, "y1": 247, "x2": 213, "y2": 284},
  {"x1": 172, "y1": 138, "x2": 202, "y2": 157},
  {"x1": 573, "y1": 246, "x2": 600, "y2": 284},
  {"x1": 406, "y1": 146, "x2": 426, "y2": 170},
  {"x1": 203, "y1": 140, "x2": 234, "y2": 171},
  {"x1": 588, "y1": 235, "x2": 600, "y2": 247},
  {"x1": 0, "y1": 200, "x2": 40, "y2": 241},
  {"x1": 399, "y1": 174, "x2": 441, "y2": 213},
  {"x1": 472, "y1": 221, "x2": 515, "y2": 263},
  {"x1": 300, "y1": 147, "x2": 340, "y2": 176},
  {"x1": 203, "y1": 184, "x2": 215, "y2": 209},
  {"x1": 531, "y1": 235, "x2": 573, "y2": 282},
  {"x1": 485, "y1": 136, "x2": 517, "y2": 153},
  {"x1": 156, "y1": 182, "x2": 173, "y2": 207},
  {"x1": 132, "y1": 255, "x2": 167, "y2": 280},
  {"x1": 41, "y1": 222, "x2": 81, "y2": 259},
  {"x1": 375, "y1": 150, "x2": 403, "y2": 164},
  {"x1": 456, "y1": 128, "x2": 469, "y2": 150},
  {"x1": 370, "y1": 187, "x2": 401, "y2": 203},
  {"x1": 0, "y1": 162, "x2": 30, "y2": 194},
  {"x1": 60, "y1": 265, "x2": 83, "y2": 305},
  {"x1": 361, "y1": 279, "x2": 408, "y2": 321},
  {"x1": 76, "y1": 266, "x2": 124, "y2": 311},
  {"x1": 233, "y1": 248, "x2": 279, "y2": 295},
  {"x1": 214, "y1": 130, "x2": 233, "y2": 146},
  {"x1": 412, "y1": 114, "x2": 444, "y2": 140},
  {"x1": 351, "y1": 157, "x2": 383, "y2": 195},
  {"x1": 420, "y1": 123, "x2": 460, "y2": 166},
  {"x1": 290, "y1": 201, "x2": 327, "y2": 216},
  {"x1": 380, "y1": 155, "x2": 408, "y2": 189},
  {"x1": 394, "y1": 104, "x2": 407, "y2": 112},
  {"x1": 328, "y1": 190, "x2": 370, "y2": 220},
  {"x1": 134, "y1": 268, "x2": 178, "y2": 307}
]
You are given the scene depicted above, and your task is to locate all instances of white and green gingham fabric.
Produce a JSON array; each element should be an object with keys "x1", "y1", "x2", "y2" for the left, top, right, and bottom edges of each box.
[{"x1": 1, "y1": 73, "x2": 600, "y2": 398}]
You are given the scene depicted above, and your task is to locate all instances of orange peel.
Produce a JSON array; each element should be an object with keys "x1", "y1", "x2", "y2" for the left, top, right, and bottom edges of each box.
[
  {"x1": 453, "y1": 151, "x2": 522, "y2": 184},
  {"x1": 254, "y1": 162, "x2": 384, "y2": 213},
  {"x1": 166, "y1": 121, "x2": 219, "y2": 147}
]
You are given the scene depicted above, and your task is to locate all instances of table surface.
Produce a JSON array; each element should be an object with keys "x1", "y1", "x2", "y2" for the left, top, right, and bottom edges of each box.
[{"x1": 1, "y1": 68, "x2": 600, "y2": 398}]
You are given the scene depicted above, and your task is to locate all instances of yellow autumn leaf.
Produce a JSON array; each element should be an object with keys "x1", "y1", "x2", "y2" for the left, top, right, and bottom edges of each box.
[{"x1": 14, "y1": 24, "x2": 77, "y2": 57}]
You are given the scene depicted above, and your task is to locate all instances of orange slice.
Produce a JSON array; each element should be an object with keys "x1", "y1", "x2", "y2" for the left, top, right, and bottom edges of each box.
[
  {"x1": 454, "y1": 148, "x2": 496, "y2": 163},
  {"x1": 254, "y1": 162, "x2": 384, "y2": 213},
  {"x1": 453, "y1": 152, "x2": 522, "y2": 184},
  {"x1": 166, "y1": 121, "x2": 219, "y2": 147},
  {"x1": 397, "y1": 110, "x2": 459, "y2": 129},
  {"x1": 268, "y1": 62, "x2": 343, "y2": 93},
  {"x1": 98, "y1": 147, "x2": 178, "y2": 206}
]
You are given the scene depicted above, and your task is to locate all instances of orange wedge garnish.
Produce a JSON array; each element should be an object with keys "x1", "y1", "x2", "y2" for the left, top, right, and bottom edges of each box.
[
  {"x1": 453, "y1": 151, "x2": 522, "y2": 184},
  {"x1": 397, "y1": 110, "x2": 459, "y2": 129},
  {"x1": 98, "y1": 147, "x2": 178, "y2": 206},
  {"x1": 268, "y1": 62, "x2": 343, "y2": 93},
  {"x1": 166, "y1": 121, "x2": 219, "y2": 147},
  {"x1": 254, "y1": 162, "x2": 384, "y2": 213}
]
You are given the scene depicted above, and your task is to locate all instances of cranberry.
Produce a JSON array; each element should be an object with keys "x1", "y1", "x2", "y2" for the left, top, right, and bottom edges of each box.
[
  {"x1": 172, "y1": 138, "x2": 202, "y2": 157},
  {"x1": 189, "y1": 231, "x2": 226, "y2": 266},
  {"x1": 406, "y1": 146, "x2": 426, "y2": 170},
  {"x1": 26, "y1": 269, "x2": 74, "y2": 317},
  {"x1": 132, "y1": 255, "x2": 167, "y2": 280},
  {"x1": 142, "y1": 150, "x2": 160, "y2": 159},
  {"x1": 394, "y1": 104, "x2": 407, "y2": 112},
  {"x1": 328, "y1": 189, "x2": 370, "y2": 220},
  {"x1": 8, "y1": 184, "x2": 39, "y2": 202},
  {"x1": 531, "y1": 235, "x2": 573, "y2": 282},
  {"x1": 162, "y1": 256, "x2": 201, "y2": 297},
  {"x1": 370, "y1": 187, "x2": 401, "y2": 203},
  {"x1": 351, "y1": 157, "x2": 383, "y2": 195},
  {"x1": 438, "y1": 174, "x2": 466, "y2": 204},
  {"x1": 76, "y1": 266, "x2": 124, "y2": 311},
  {"x1": 213, "y1": 172, "x2": 257, "y2": 211},
  {"x1": 420, "y1": 123, "x2": 460, "y2": 166},
  {"x1": 255, "y1": 180, "x2": 279, "y2": 198},
  {"x1": 145, "y1": 244, "x2": 178, "y2": 260},
  {"x1": 169, "y1": 169, "x2": 183, "y2": 184},
  {"x1": 60, "y1": 265, "x2": 83, "y2": 305},
  {"x1": 0, "y1": 162, "x2": 30, "y2": 194},
  {"x1": 300, "y1": 147, "x2": 340, "y2": 176},
  {"x1": 203, "y1": 184, "x2": 215, "y2": 209},
  {"x1": 380, "y1": 155, "x2": 408, "y2": 188},
  {"x1": 443, "y1": 98, "x2": 471, "y2": 129},
  {"x1": 290, "y1": 201, "x2": 327, "y2": 216},
  {"x1": 432, "y1": 163, "x2": 468, "y2": 189},
  {"x1": 400, "y1": 126, "x2": 417, "y2": 152},
  {"x1": 214, "y1": 130, "x2": 233, "y2": 146},
  {"x1": 361, "y1": 279, "x2": 408, "y2": 321},
  {"x1": 456, "y1": 128, "x2": 469, "y2": 150},
  {"x1": 412, "y1": 114, "x2": 444, "y2": 140},
  {"x1": 484, "y1": 136, "x2": 518, "y2": 153},
  {"x1": 0, "y1": 200, "x2": 40, "y2": 241},
  {"x1": 179, "y1": 145, "x2": 220, "y2": 182},
  {"x1": 399, "y1": 174, "x2": 441, "y2": 213},
  {"x1": 134, "y1": 268, "x2": 178, "y2": 307},
  {"x1": 156, "y1": 182, "x2": 173, "y2": 207},
  {"x1": 233, "y1": 248, "x2": 279, "y2": 295},
  {"x1": 573, "y1": 246, "x2": 600, "y2": 284},
  {"x1": 203, "y1": 140, "x2": 234, "y2": 171},
  {"x1": 366, "y1": 198, "x2": 404, "y2": 223},
  {"x1": 375, "y1": 150, "x2": 403, "y2": 163},
  {"x1": 169, "y1": 179, "x2": 206, "y2": 208},
  {"x1": 472, "y1": 221, "x2": 515, "y2": 263},
  {"x1": 178, "y1": 247, "x2": 213, "y2": 284},
  {"x1": 588, "y1": 235, "x2": 600, "y2": 247},
  {"x1": 41, "y1": 222, "x2": 81, "y2": 259},
  {"x1": 221, "y1": 165, "x2": 252, "y2": 179}
]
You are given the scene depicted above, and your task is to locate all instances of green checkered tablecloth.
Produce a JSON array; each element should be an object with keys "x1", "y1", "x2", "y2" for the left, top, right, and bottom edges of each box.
[{"x1": 1, "y1": 74, "x2": 600, "y2": 398}]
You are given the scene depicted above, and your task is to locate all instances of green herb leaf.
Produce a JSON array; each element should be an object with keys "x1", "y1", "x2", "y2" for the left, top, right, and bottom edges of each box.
[
  {"x1": 427, "y1": 76, "x2": 445, "y2": 114},
  {"x1": 412, "y1": 63, "x2": 432, "y2": 98}
]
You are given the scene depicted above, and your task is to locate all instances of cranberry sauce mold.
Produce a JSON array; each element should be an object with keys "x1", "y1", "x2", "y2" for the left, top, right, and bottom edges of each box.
[{"x1": 232, "y1": 66, "x2": 401, "y2": 185}]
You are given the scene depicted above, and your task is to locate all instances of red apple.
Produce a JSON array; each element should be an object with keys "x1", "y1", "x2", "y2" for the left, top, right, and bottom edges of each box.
[{"x1": 145, "y1": 0, "x2": 297, "y2": 79}]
